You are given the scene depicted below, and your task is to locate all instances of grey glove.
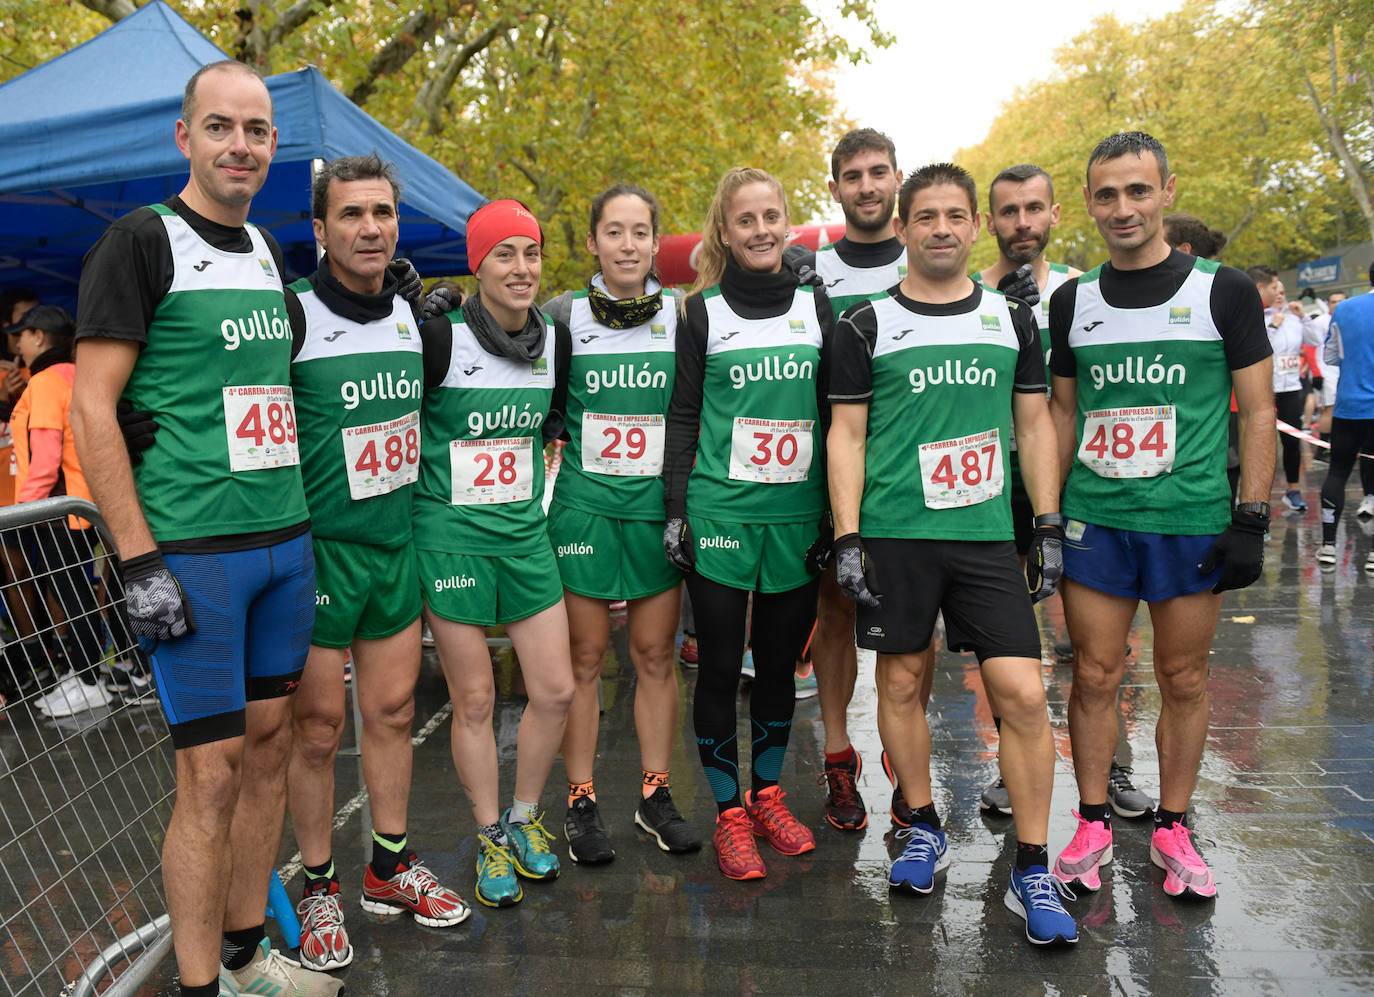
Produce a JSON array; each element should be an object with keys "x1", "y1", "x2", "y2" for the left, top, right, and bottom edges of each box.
[
  {"x1": 121, "y1": 551, "x2": 195, "y2": 640},
  {"x1": 663, "y1": 517, "x2": 696, "y2": 573},
  {"x1": 1026, "y1": 514, "x2": 1064, "y2": 604},
  {"x1": 388, "y1": 258, "x2": 423, "y2": 307},
  {"x1": 998, "y1": 263, "x2": 1040, "y2": 307},
  {"x1": 420, "y1": 285, "x2": 460, "y2": 322},
  {"x1": 833, "y1": 533, "x2": 880, "y2": 607}
]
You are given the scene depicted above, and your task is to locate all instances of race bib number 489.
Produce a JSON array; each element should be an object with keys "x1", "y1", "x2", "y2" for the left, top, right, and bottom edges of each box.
[
  {"x1": 223, "y1": 385, "x2": 299, "y2": 472},
  {"x1": 1079, "y1": 406, "x2": 1175, "y2": 478},
  {"x1": 728, "y1": 417, "x2": 814, "y2": 483},
  {"x1": 918, "y1": 428, "x2": 1003, "y2": 509},
  {"x1": 450, "y1": 436, "x2": 533, "y2": 505},
  {"x1": 342, "y1": 411, "x2": 420, "y2": 499},
  {"x1": 581, "y1": 412, "x2": 664, "y2": 476}
]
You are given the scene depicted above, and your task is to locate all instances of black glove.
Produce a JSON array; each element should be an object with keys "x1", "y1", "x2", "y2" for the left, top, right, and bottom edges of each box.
[
  {"x1": 1025, "y1": 513, "x2": 1065, "y2": 604},
  {"x1": 804, "y1": 510, "x2": 834, "y2": 574},
  {"x1": 388, "y1": 258, "x2": 423, "y2": 307},
  {"x1": 663, "y1": 517, "x2": 696, "y2": 573},
  {"x1": 116, "y1": 398, "x2": 158, "y2": 467},
  {"x1": 1199, "y1": 509, "x2": 1268, "y2": 593},
  {"x1": 120, "y1": 551, "x2": 195, "y2": 640},
  {"x1": 997, "y1": 263, "x2": 1040, "y2": 307},
  {"x1": 1312, "y1": 375, "x2": 1324, "y2": 392},
  {"x1": 833, "y1": 533, "x2": 880, "y2": 607},
  {"x1": 420, "y1": 285, "x2": 460, "y2": 322}
]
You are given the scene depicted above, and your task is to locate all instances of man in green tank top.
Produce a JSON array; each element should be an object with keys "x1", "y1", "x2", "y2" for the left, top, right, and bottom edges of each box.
[{"x1": 1047, "y1": 132, "x2": 1273, "y2": 903}]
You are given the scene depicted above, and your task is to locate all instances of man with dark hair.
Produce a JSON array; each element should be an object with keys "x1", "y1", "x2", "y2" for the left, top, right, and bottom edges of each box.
[
  {"x1": 71, "y1": 60, "x2": 341, "y2": 997},
  {"x1": 1163, "y1": 213, "x2": 1227, "y2": 260},
  {"x1": 1319, "y1": 265, "x2": 1374, "y2": 568},
  {"x1": 1048, "y1": 131, "x2": 1273, "y2": 902},
  {"x1": 828, "y1": 162, "x2": 1077, "y2": 945}
]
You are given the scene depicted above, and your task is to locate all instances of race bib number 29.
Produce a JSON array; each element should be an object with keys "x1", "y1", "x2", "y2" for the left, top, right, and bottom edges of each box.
[
  {"x1": 918, "y1": 428, "x2": 1003, "y2": 509},
  {"x1": 223, "y1": 385, "x2": 299, "y2": 472},
  {"x1": 450, "y1": 436, "x2": 533, "y2": 505},
  {"x1": 728, "y1": 417, "x2": 814, "y2": 483},
  {"x1": 582, "y1": 412, "x2": 664, "y2": 476},
  {"x1": 1079, "y1": 406, "x2": 1175, "y2": 478}
]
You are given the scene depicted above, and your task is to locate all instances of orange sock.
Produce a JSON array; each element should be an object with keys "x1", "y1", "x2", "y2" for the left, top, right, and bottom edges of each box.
[
  {"x1": 568, "y1": 779, "x2": 595, "y2": 806},
  {"x1": 642, "y1": 770, "x2": 670, "y2": 799}
]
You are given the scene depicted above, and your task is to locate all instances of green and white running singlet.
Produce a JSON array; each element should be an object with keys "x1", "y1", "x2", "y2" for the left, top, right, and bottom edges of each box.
[
  {"x1": 813, "y1": 238, "x2": 906, "y2": 316},
  {"x1": 289, "y1": 277, "x2": 422, "y2": 548},
  {"x1": 550, "y1": 288, "x2": 678, "y2": 520},
  {"x1": 413, "y1": 306, "x2": 566, "y2": 555},
  {"x1": 120, "y1": 204, "x2": 307, "y2": 541},
  {"x1": 830, "y1": 285, "x2": 1045, "y2": 541},
  {"x1": 685, "y1": 286, "x2": 825, "y2": 524}
]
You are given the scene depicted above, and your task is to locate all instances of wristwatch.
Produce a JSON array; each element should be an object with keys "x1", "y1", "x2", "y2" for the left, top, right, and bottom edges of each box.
[{"x1": 1236, "y1": 501, "x2": 1271, "y2": 519}]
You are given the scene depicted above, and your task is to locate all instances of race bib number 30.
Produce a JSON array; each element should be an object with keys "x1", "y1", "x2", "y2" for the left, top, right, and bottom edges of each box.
[
  {"x1": 450, "y1": 436, "x2": 533, "y2": 505},
  {"x1": 728, "y1": 417, "x2": 814, "y2": 483},
  {"x1": 1079, "y1": 406, "x2": 1175, "y2": 478},
  {"x1": 581, "y1": 413, "x2": 664, "y2": 476},
  {"x1": 918, "y1": 428, "x2": 1003, "y2": 509},
  {"x1": 342, "y1": 410, "x2": 420, "y2": 499},
  {"x1": 223, "y1": 385, "x2": 299, "y2": 472}
]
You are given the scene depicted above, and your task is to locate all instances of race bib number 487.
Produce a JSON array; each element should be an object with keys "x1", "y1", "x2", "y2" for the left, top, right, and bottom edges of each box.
[
  {"x1": 342, "y1": 411, "x2": 420, "y2": 499},
  {"x1": 450, "y1": 436, "x2": 533, "y2": 505},
  {"x1": 223, "y1": 385, "x2": 299, "y2": 472},
  {"x1": 918, "y1": 428, "x2": 1003, "y2": 509},
  {"x1": 728, "y1": 417, "x2": 814, "y2": 483},
  {"x1": 1079, "y1": 406, "x2": 1175, "y2": 478}
]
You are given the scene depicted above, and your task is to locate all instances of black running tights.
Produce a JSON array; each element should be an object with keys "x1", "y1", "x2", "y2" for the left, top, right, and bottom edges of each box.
[{"x1": 1321, "y1": 417, "x2": 1374, "y2": 543}]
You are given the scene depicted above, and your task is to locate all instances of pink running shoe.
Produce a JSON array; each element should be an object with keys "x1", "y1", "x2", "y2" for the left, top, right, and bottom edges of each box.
[
  {"x1": 1150, "y1": 822, "x2": 1217, "y2": 898},
  {"x1": 1052, "y1": 811, "x2": 1113, "y2": 891},
  {"x1": 745, "y1": 786, "x2": 816, "y2": 856}
]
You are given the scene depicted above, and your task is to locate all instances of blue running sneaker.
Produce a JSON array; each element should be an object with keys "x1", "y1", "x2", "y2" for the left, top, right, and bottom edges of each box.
[
  {"x1": 1005, "y1": 865, "x2": 1079, "y2": 945},
  {"x1": 475, "y1": 835, "x2": 521, "y2": 907},
  {"x1": 888, "y1": 824, "x2": 950, "y2": 894},
  {"x1": 501, "y1": 808, "x2": 561, "y2": 881}
]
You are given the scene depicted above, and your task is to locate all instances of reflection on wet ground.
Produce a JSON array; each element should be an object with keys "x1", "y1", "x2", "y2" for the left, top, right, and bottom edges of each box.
[{"x1": 141, "y1": 479, "x2": 1374, "y2": 994}]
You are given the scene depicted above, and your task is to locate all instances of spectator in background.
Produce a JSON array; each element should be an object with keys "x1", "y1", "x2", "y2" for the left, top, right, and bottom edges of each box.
[
  {"x1": 1163, "y1": 213, "x2": 1227, "y2": 260},
  {"x1": 1318, "y1": 264, "x2": 1374, "y2": 569}
]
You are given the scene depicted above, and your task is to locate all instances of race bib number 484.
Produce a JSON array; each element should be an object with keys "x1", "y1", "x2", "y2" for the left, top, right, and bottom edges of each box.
[
  {"x1": 918, "y1": 428, "x2": 1003, "y2": 509},
  {"x1": 728, "y1": 417, "x2": 814, "y2": 483},
  {"x1": 450, "y1": 436, "x2": 533, "y2": 505},
  {"x1": 223, "y1": 385, "x2": 299, "y2": 471},
  {"x1": 342, "y1": 411, "x2": 420, "y2": 499},
  {"x1": 581, "y1": 412, "x2": 664, "y2": 476},
  {"x1": 1079, "y1": 406, "x2": 1176, "y2": 478}
]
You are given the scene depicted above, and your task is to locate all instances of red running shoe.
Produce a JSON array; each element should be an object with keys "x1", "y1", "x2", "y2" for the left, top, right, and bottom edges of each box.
[
  {"x1": 713, "y1": 807, "x2": 766, "y2": 880},
  {"x1": 295, "y1": 881, "x2": 352, "y2": 971},
  {"x1": 360, "y1": 853, "x2": 471, "y2": 927},
  {"x1": 745, "y1": 786, "x2": 816, "y2": 855}
]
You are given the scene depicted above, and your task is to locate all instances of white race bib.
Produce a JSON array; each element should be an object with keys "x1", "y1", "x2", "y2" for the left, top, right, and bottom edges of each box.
[
  {"x1": 223, "y1": 385, "x2": 300, "y2": 472},
  {"x1": 1079, "y1": 406, "x2": 1176, "y2": 478},
  {"x1": 728, "y1": 417, "x2": 814, "y2": 483},
  {"x1": 1276, "y1": 352, "x2": 1302, "y2": 376},
  {"x1": 450, "y1": 436, "x2": 533, "y2": 505},
  {"x1": 917, "y1": 428, "x2": 1003, "y2": 509},
  {"x1": 581, "y1": 413, "x2": 664, "y2": 476},
  {"x1": 341, "y1": 411, "x2": 420, "y2": 499}
]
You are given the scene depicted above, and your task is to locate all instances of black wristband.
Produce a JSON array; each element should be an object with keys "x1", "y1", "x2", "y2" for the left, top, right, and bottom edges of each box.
[
  {"x1": 119, "y1": 550, "x2": 166, "y2": 579},
  {"x1": 1033, "y1": 513, "x2": 1064, "y2": 528}
]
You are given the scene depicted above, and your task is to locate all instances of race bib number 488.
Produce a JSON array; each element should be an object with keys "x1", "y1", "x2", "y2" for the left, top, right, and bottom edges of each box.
[
  {"x1": 342, "y1": 411, "x2": 420, "y2": 499},
  {"x1": 918, "y1": 428, "x2": 1003, "y2": 509},
  {"x1": 223, "y1": 385, "x2": 299, "y2": 472},
  {"x1": 728, "y1": 417, "x2": 814, "y2": 484},
  {"x1": 1079, "y1": 406, "x2": 1175, "y2": 478},
  {"x1": 450, "y1": 436, "x2": 533, "y2": 505}
]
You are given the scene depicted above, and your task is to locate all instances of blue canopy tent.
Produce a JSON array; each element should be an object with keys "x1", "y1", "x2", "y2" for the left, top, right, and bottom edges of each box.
[{"x1": 0, "y1": 1, "x2": 483, "y2": 308}]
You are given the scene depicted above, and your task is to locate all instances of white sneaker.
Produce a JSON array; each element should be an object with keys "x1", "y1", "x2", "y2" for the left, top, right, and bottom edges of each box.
[
  {"x1": 37, "y1": 674, "x2": 114, "y2": 717},
  {"x1": 1365, "y1": 552, "x2": 1374, "y2": 574},
  {"x1": 221, "y1": 937, "x2": 343, "y2": 996},
  {"x1": 1358, "y1": 496, "x2": 1374, "y2": 519},
  {"x1": 1317, "y1": 544, "x2": 1338, "y2": 566}
]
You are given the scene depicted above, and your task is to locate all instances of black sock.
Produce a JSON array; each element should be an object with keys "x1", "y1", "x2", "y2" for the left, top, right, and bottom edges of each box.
[
  {"x1": 913, "y1": 803, "x2": 941, "y2": 831},
  {"x1": 1080, "y1": 801, "x2": 1111, "y2": 826},
  {"x1": 221, "y1": 924, "x2": 265, "y2": 971},
  {"x1": 181, "y1": 982, "x2": 220, "y2": 997},
  {"x1": 1155, "y1": 807, "x2": 1186, "y2": 830},
  {"x1": 1015, "y1": 841, "x2": 1049, "y2": 871},
  {"x1": 371, "y1": 829, "x2": 407, "y2": 880},
  {"x1": 302, "y1": 858, "x2": 335, "y2": 896}
]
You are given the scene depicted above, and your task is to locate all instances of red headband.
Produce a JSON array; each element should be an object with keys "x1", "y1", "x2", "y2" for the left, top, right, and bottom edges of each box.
[{"x1": 466, "y1": 199, "x2": 543, "y2": 274}]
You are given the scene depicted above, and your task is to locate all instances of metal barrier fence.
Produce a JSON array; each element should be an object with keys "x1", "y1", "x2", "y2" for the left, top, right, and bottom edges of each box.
[{"x1": 0, "y1": 497, "x2": 174, "y2": 997}]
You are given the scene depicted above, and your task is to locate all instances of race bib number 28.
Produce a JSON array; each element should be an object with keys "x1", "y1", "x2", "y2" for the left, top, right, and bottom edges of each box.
[
  {"x1": 1079, "y1": 406, "x2": 1175, "y2": 478},
  {"x1": 450, "y1": 436, "x2": 533, "y2": 505},
  {"x1": 223, "y1": 385, "x2": 299, "y2": 472},
  {"x1": 342, "y1": 411, "x2": 420, "y2": 499},
  {"x1": 728, "y1": 417, "x2": 814, "y2": 483},
  {"x1": 918, "y1": 428, "x2": 1003, "y2": 509}
]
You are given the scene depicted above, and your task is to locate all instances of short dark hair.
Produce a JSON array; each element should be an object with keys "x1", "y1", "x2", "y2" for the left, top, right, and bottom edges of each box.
[
  {"x1": 1246, "y1": 264, "x2": 1279, "y2": 285},
  {"x1": 182, "y1": 59, "x2": 269, "y2": 124},
  {"x1": 898, "y1": 163, "x2": 977, "y2": 222},
  {"x1": 1086, "y1": 131, "x2": 1169, "y2": 186},
  {"x1": 588, "y1": 183, "x2": 660, "y2": 236},
  {"x1": 0, "y1": 287, "x2": 38, "y2": 326},
  {"x1": 1163, "y1": 213, "x2": 1227, "y2": 259},
  {"x1": 831, "y1": 128, "x2": 898, "y2": 181},
  {"x1": 989, "y1": 164, "x2": 1054, "y2": 210},
  {"x1": 311, "y1": 153, "x2": 401, "y2": 221}
]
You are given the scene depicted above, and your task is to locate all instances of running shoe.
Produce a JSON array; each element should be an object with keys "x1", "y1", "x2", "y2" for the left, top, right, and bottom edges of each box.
[
  {"x1": 36, "y1": 673, "x2": 114, "y2": 717},
  {"x1": 421, "y1": 623, "x2": 435, "y2": 647},
  {"x1": 564, "y1": 795, "x2": 615, "y2": 864},
  {"x1": 1358, "y1": 495, "x2": 1374, "y2": 519},
  {"x1": 1052, "y1": 811, "x2": 1113, "y2": 891},
  {"x1": 822, "y1": 750, "x2": 868, "y2": 831},
  {"x1": 1150, "y1": 822, "x2": 1217, "y2": 898},
  {"x1": 739, "y1": 648, "x2": 755, "y2": 682},
  {"x1": 360, "y1": 853, "x2": 471, "y2": 926},
  {"x1": 678, "y1": 634, "x2": 698, "y2": 668},
  {"x1": 104, "y1": 667, "x2": 158, "y2": 705},
  {"x1": 474, "y1": 835, "x2": 521, "y2": 907},
  {"x1": 713, "y1": 806, "x2": 766, "y2": 880},
  {"x1": 880, "y1": 750, "x2": 917, "y2": 827},
  {"x1": 980, "y1": 776, "x2": 1012, "y2": 816},
  {"x1": 1053, "y1": 639, "x2": 1074, "y2": 662},
  {"x1": 635, "y1": 786, "x2": 702, "y2": 853},
  {"x1": 501, "y1": 808, "x2": 561, "y2": 880},
  {"x1": 296, "y1": 882, "x2": 352, "y2": 971},
  {"x1": 1317, "y1": 544, "x2": 1338, "y2": 566},
  {"x1": 888, "y1": 824, "x2": 949, "y2": 894},
  {"x1": 1283, "y1": 489, "x2": 1308, "y2": 512},
  {"x1": 1365, "y1": 551, "x2": 1374, "y2": 574},
  {"x1": 220, "y1": 937, "x2": 343, "y2": 996},
  {"x1": 1005, "y1": 865, "x2": 1079, "y2": 945},
  {"x1": 745, "y1": 786, "x2": 815, "y2": 855},
  {"x1": 1107, "y1": 763, "x2": 1154, "y2": 818},
  {"x1": 793, "y1": 665, "x2": 818, "y2": 700}
]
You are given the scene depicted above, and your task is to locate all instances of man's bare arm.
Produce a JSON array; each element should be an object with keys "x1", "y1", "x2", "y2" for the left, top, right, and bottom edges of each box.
[
  {"x1": 1012, "y1": 390, "x2": 1060, "y2": 517},
  {"x1": 1232, "y1": 357, "x2": 1276, "y2": 506},
  {"x1": 1048, "y1": 375, "x2": 1079, "y2": 488},
  {"x1": 826, "y1": 401, "x2": 869, "y2": 536}
]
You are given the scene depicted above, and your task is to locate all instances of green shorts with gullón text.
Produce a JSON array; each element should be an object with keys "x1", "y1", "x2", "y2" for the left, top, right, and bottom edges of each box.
[
  {"x1": 688, "y1": 514, "x2": 816, "y2": 594},
  {"x1": 547, "y1": 502, "x2": 682, "y2": 601},
  {"x1": 418, "y1": 540, "x2": 563, "y2": 625},
  {"x1": 312, "y1": 536, "x2": 422, "y2": 649}
]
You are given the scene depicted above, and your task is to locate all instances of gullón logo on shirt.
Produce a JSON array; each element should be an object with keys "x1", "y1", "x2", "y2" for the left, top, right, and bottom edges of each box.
[
  {"x1": 1169, "y1": 307, "x2": 1192, "y2": 326},
  {"x1": 397, "y1": 322, "x2": 412, "y2": 341},
  {"x1": 531, "y1": 357, "x2": 548, "y2": 376},
  {"x1": 258, "y1": 259, "x2": 275, "y2": 280},
  {"x1": 898, "y1": 265, "x2": 908, "y2": 278},
  {"x1": 650, "y1": 324, "x2": 667, "y2": 340},
  {"x1": 789, "y1": 320, "x2": 806, "y2": 334},
  {"x1": 980, "y1": 315, "x2": 1002, "y2": 331}
]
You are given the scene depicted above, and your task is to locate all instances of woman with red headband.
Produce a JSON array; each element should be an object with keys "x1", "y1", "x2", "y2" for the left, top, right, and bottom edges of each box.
[
  {"x1": 412, "y1": 199, "x2": 574, "y2": 908},
  {"x1": 542, "y1": 184, "x2": 700, "y2": 865}
]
